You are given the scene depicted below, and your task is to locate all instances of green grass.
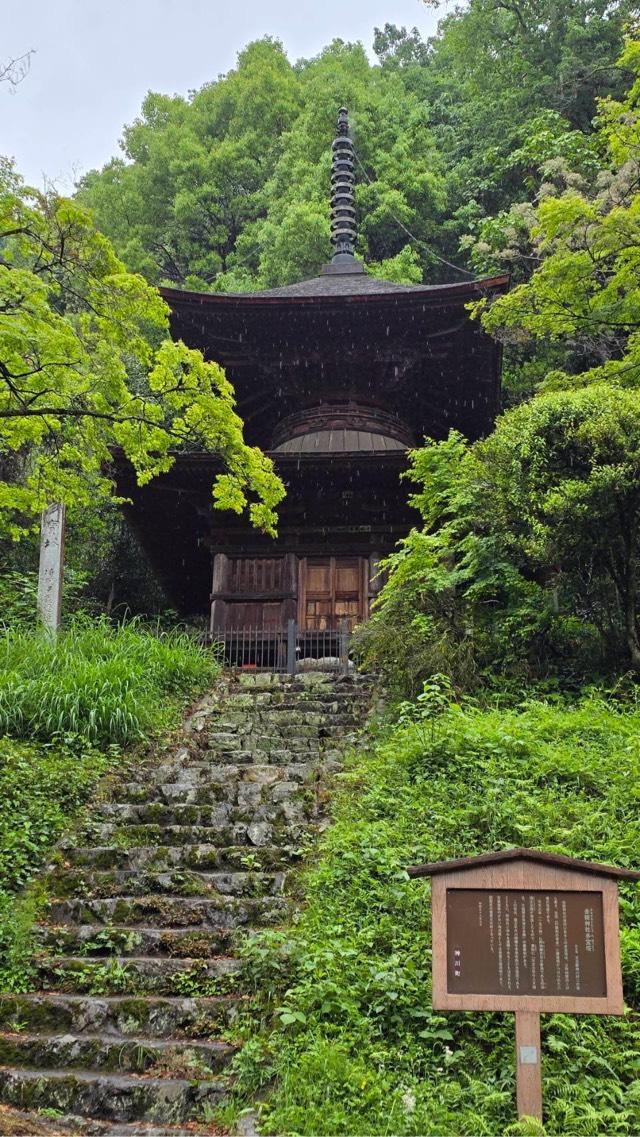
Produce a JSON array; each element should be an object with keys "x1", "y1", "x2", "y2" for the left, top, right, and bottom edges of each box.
[
  {"x1": 0, "y1": 616, "x2": 219, "y2": 990},
  {"x1": 0, "y1": 616, "x2": 218, "y2": 745},
  {"x1": 233, "y1": 695, "x2": 640, "y2": 1136}
]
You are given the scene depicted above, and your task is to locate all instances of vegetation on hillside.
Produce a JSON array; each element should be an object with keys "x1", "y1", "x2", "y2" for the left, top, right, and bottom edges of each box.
[
  {"x1": 3, "y1": 5, "x2": 640, "y2": 1134},
  {"x1": 0, "y1": 619, "x2": 218, "y2": 992},
  {"x1": 360, "y1": 39, "x2": 640, "y2": 693},
  {"x1": 230, "y1": 691, "x2": 640, "y2": 1136}
]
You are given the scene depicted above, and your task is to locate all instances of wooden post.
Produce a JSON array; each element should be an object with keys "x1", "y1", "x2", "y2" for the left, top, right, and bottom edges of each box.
[
  {"x1": 37, "y1": 503, "x2": 65, "y2": 635},
  {"x1": 515, "y1": 1011, "x2": 542, "y2": 1122}
]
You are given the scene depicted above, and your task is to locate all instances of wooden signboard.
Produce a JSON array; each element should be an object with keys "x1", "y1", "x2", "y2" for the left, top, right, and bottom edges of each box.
[{"x1": 408, "y1": 848, "x2": 640, "y2": 1122}]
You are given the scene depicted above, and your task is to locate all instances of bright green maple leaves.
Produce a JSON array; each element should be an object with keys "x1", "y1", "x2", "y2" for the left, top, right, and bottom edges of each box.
[{"x1": 0, "y1": 161, "x2": 284, "y2": 539}]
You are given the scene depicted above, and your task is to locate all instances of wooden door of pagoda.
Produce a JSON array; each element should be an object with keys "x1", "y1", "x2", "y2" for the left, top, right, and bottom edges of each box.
[{"x1": 298, "y1": 556, "x2": 368, "y2": 631}]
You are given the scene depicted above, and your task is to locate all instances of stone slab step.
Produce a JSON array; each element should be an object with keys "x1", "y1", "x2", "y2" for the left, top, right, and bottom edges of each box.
[
  {"x1": 206, "y1": 734, "x2": 324, "y2": 752},
  {"x1": 35, "y1": 925, "x2": 234, "y2": 959},
  {"x1": 113, "y1": 762, "x2": 315, "y2": 798},
  {"x1": 59, "y1": 843, "x2": 298, "y2": 872},
  {"x1": 46, "y1": 894, "x2": 291, "y2": 929},
  {"x1": 0, "y1": 994, "x2": 244, "y2": 1037},
  {"x1": 185, "y1": 749, "x2": 302, "y2": 766},
  {"x1": 84, "y1": 822, "x2": 308, "y2": 848},
  {"x1": 93, "y1": 801, "x2": 305, "y2": 828},
  {"x1": 46, "y1": 868, "x2": 285, "y2": 900},
  {"x1": 36, "y1": 955, "x2": 242, "y2": 996},
  {"x1": 206, "y1": 711, "x2": 359, "y2": 729},
  {"x1": 0, "y1": 1032, "x2": 235, "y2": 1075},
  {"x1": 0, "y1": 1066, "x2": 226, "y2": 1123}
]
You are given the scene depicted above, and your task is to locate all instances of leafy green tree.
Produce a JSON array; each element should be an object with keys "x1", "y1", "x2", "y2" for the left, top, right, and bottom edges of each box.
[
  {"x1": 81, "y1": 9, "x2": 637, "y2": 292},
  {"x1": 78, "y1": 40, "x2": 301, "y2": 289},
  {"x1": 79, "y1": 38, "x2": 447, "y2": 288},
  {"x1": 0, "y1": 161, "x2": 285, "y2": 539},
  {"x1": 472, "y1": 38, "x2": 640, "y2": 389},
  {"x1": 362, "y1": 383, "x2": 640, "y2": 691}
]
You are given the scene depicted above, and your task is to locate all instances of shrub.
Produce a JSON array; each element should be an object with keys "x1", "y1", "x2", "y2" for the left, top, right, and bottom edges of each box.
[{"x1": 235, "y1": 696, "x2": 640, "y2": 1135}]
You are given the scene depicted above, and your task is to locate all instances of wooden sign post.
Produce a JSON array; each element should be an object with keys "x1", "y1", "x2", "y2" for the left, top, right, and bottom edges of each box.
[{"x1": 408, "y1": 848, "x2": 640, "y2": 1123}]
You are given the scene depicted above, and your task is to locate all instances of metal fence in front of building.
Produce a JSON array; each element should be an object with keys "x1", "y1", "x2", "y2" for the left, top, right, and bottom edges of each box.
[{"x1": 211, "y1": 619, "x2": 352, "y2": 676}]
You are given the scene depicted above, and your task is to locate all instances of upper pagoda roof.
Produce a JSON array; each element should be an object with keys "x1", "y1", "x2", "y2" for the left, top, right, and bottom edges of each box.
[{"x1": 158, "y1": 108, "x2": 508, "y2": 450}]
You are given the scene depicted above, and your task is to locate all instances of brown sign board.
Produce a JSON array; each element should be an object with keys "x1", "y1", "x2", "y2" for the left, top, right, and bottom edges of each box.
[
  {"x1": 407, "y1": 847, "x2": 640, "y2": 1015},
  {"x1": 446, "y1": 888, "x2": 606, "y2": 999},
  {"x1": 408, "y1": 849, "x2": 640, "y2": 1122}
]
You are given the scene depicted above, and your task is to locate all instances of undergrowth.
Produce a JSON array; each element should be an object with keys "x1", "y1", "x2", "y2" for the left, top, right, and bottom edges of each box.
[
  {"x1": 0, "y1": 617, "x2": 219, "y2": 990},
  {"x1": 231, "y1": 694, "x2": 640, "y2": 1136}
]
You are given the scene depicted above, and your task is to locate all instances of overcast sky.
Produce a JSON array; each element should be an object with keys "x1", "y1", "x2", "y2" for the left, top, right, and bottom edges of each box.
[{"x1": 3, "y1": 0, "x2": 440, "y2": 191}]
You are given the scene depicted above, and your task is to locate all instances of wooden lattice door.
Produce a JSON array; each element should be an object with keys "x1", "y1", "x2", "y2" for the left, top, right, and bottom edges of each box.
[{"x1": 298, "y1": 556, "x2": 367, "y2": 631}]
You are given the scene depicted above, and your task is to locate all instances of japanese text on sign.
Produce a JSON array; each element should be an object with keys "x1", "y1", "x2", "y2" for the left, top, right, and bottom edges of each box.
[{"x1": 446, "y1": 889, "x2": 606, "y2": 997}]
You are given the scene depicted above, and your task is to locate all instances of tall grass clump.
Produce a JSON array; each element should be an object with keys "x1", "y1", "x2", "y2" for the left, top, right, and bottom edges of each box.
[{"x1": 0, "y1": 616, "x2": 218, "y2": 745}]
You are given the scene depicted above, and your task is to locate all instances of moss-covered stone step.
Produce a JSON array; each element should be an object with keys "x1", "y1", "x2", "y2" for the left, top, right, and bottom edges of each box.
[
  {"x1": 35, "y1": 924, "x2": 235, "y2": 959},
  {"x1": 188, "y1": 748, "x2": 298, "y2": 766},
  {"x1": 36, "y1": 954, "x2": 242, "y2": 996},
  {"x1": 0, "y1": 994, "x2": 244, "y2": 1037},
  {"x1": 44, "y1": 868, "x2": 285, "y2": 901},
  {"x1": 230, "y1": 732, "x2": 324, "y2": 749},
  {"x1": 0, "y1": 1067, "x2": 226, "y2": 1123},
  {"x1": 107, "y1": 777, "x2": 312, "y2": 808},
  {"x1": 82, "y1": 823, "x2": 241, "y2": 847},
  {"x1": 59, "y1": 843, "x2": 299, "y2": 873},
  {"x1": 0, "y1": 1032, "x2": 235, "y2": 1075},
  {"x1": 83, "y1": 821, "x2": 309, "y2": 848},
  {"x1": 112, "y1": 762, "x2": 316, "y2": 800},
  {"x1": 47, "y1": 893, "x2": 291, "y2": 929},
  {"x1": 211, "y1": 709, "x2": 359, "y2": 728},
  {"x1": 93, "y1": 801, "x2": 307, "y2": 828}
]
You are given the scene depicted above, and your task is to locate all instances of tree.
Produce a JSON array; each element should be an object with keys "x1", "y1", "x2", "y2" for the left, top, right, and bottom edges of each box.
[
  {"x1": 0, "y1": 161, "x2": 285, "y2": 540},
  {"x1": 361, "y1": 39, "x2": 640, "y2": 689},
  {"x1": 474, "y1": 37, "x2": 640, "y2": 390},
  {"x1": 0, "y1": 52, "x2": 34, "y2": 91},
  {"x1": 361, "y1": 383, "x2": 640, "y2": 691},
  {"x1": 78, "y1": 37, "x2": 447, "y2": 288}
]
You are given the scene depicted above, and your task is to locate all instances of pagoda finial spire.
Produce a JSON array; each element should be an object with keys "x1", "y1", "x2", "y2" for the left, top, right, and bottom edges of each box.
[{"x1": 330, "y1": 107, "x2": 358, "y2": 264}]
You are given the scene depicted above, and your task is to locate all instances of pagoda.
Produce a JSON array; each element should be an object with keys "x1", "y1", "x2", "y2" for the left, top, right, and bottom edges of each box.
[{"x1": 117, "y1": 109, "x2": 508, "y2": 633}]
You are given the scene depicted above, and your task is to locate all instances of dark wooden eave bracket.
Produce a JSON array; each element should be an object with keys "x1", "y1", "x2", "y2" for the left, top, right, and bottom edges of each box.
[{"x1": 407, "y1": 846, "x2": 640, "y2": 881}]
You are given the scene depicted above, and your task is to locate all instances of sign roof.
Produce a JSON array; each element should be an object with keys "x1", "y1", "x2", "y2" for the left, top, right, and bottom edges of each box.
[{"x1": 407, "y1": 847, "x2": 640, "y2": 881}]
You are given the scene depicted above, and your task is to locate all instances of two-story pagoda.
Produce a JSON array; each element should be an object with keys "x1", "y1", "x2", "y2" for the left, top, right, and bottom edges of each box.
[{"x1": 118, "y1": 110, "x2": 507, "y2": 635}]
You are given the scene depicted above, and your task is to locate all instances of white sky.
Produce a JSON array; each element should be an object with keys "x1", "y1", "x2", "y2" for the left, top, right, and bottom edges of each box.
[{"x1": 2, "y1": 0, "x2": 441, "y2": 191}]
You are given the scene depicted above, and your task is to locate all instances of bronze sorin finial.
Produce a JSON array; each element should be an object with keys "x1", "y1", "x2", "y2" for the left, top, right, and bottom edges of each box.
[{"x1": 330, "y1": 106, "x2": 357, "y2": 263}]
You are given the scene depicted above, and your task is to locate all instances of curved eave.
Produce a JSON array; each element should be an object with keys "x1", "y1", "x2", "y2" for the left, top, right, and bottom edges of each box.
[{"x1": 160, "y1": 273, "x2": 510, "y2": 311}]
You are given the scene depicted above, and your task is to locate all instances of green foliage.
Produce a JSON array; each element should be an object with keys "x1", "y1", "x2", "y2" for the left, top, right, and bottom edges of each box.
[
  {"x1": 232, "y1": 697, "x2": 640, "y2": 1135},
  {"x1": 0, "y1": 735, "x2": 114, "y2": 990},
  {"x1": 477, "y1": 38, "x2": 640, "y2": 384},
  {"x1": 78, "y1": 6, "x2": 634, "y2": 291},
  {"x1": 0, "y1": 616, "x2": 217, "y2": 745},
  {"x1": 361, "y1": 379, "x2": 640, "y2": 691},
  {"x1": 0, "y1": 616, "x2": 216, "y2": 991},
  {"x1": 0, "y1": 567, "x2": 91, "y2": 627},
  {"x1": 0, "y1": 160, "x2": 284, "y2": 539}
]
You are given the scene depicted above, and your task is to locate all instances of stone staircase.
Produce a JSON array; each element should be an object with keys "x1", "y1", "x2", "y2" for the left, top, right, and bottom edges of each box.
[{"x1": 0, "y1": 672, "x2": 369, "y2": 1134}]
